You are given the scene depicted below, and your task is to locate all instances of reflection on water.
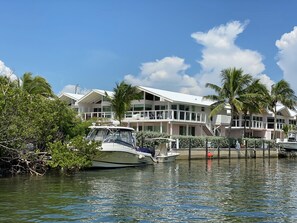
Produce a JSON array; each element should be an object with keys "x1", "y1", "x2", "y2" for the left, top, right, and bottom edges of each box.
[{"x1": 1, "y1": 159, "x2": 297, "y2": 222}]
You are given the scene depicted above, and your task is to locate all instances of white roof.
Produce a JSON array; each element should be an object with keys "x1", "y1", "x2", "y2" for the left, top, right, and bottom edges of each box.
[
  {"x1": 138, "y1": 86, "x2": 214, "y2": 106},
  {"x1": 78, "y1": 89, "x2": 113, "y2": 103},
  {"x1": 59, "y1": 92, "x2": 84, "y2": 101},
  {"x1": 275, "y1": 103, "x2": 297, "y2": 117}
]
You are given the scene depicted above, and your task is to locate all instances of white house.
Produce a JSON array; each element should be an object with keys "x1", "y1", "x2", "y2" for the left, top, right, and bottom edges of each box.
[{"x1": 59, "y1": 86, "x2": 297, "y2": 140}]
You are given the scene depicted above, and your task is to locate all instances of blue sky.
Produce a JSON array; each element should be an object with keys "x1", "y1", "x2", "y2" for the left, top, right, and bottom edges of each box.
[{"x1": 1, "y1": 0, "x2": 297, "y2": 95}]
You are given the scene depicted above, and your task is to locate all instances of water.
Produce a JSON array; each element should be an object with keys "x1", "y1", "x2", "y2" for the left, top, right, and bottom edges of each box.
[{"x1": 1, "y1": 158, "x2": 297, "y2": 222}]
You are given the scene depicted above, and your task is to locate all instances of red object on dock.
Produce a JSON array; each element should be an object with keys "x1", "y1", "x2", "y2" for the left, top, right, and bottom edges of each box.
[{"x1": 208, "y1": 152, "x2": 213, "y2": 158}]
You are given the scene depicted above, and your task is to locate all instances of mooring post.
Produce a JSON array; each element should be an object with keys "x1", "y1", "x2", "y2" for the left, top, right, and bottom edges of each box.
[
  {"x1": 245, "y1": 140, "x2": 248, "y2": 158},
  {"x1": 188, "y1": 138, "x2": 192, "y2": 160},
  {"x1": 268, "y1": 141, "x2": 271, "y2": 158},
  {"x1": 217, "y1": 143, "x2": 220, "y2": 159},
  {"x1": 228, "y1": 139, "x2": 231, "y2": 159},
  {"x1": 206, "y1": 138, "x2": 209, "y2": 159},
  {"x1": 254, "y1": 140, "x2": 257, "y2": 158},
  {"x1": 262, "y1": 140, "x2": 265, "y2": 158}
]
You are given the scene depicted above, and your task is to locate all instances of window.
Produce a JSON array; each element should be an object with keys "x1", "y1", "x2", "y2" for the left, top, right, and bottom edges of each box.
[
  {"x1": 154, "y1": 96, "x2": 160, "y2": 101},
  {"x1": 232, "y1": 115, "x2": 240, "y2": 127},
  {"x1": 201, "y1": 107, "x2": 205, "y2": 112},
  {"x1": 93, "y1": 108, "x2": 101, "y2": 112},
  {"x1": 103, "y1": 106, "x2": 111, "y2": 112},
  {"x1": 179, "y1": 126, "x2": 187, "y2": 136},
  {"x1": 189, "y1": 126, "x2": 195, "y2": 136},
  {"x1": 133, "y1": 104, "x2": 144, "y2": 111},
  {"x1": 145, "y1": 93, "x2": 154, "y2": 100},
  {"x1": 155, "y1": 105, "x2": 167, "y2": 110},
  {"x1": 267, "y1": 117, "x2": 274, "y2": 129}
]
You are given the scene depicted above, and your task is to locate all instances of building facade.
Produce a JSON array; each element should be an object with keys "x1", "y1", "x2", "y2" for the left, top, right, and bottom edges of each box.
[{"x1": 59, "y1": 86, "x2": 297, "y2": 140}]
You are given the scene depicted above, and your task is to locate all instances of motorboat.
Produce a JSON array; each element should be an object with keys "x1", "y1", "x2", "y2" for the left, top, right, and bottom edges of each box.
[
  {"x1": 86, "y1": 124, "x2": 157, "y2": 168},
  {"x1": 277, "y1": 131, "x2": 297, "y2": 151},
  {"x1": 145, "y1": 138, "x2": 180, "y2": 163}
]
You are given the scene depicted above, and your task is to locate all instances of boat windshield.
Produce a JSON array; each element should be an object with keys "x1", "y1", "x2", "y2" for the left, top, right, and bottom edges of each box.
[
  {"x1": 87, "y1": 128, "x2": 135, "y2": 147},
  {"x1": 86, "y1": 128, "x2": 109, "y2": 141}
]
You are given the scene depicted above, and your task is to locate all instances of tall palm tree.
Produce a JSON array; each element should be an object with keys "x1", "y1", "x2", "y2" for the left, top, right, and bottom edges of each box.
[
  {"x1": 268, "y1": 80, "x2": 297, "y2": 139},
  {"x1": 204, "y1": 67, "x2": 253, "y2": 137},
  {"x1": 105, "y1": 81, "x2": 142, "y2": 125},
  {"x1": 241, "y1": 79, "x2": 269, "y2": 137},
  {"x1": 20, "y1": 72, "x2": 54, "y2": 97}
]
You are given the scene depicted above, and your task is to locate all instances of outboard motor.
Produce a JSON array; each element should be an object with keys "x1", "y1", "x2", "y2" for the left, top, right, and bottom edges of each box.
[{"x1": 288, "y1": 132, "x2": 296, "y2": 142}]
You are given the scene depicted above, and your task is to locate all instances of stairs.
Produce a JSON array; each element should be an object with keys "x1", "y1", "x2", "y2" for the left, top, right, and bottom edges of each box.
[{"x1": 202, "y1": 125, "x2": 214, "y2": 136}]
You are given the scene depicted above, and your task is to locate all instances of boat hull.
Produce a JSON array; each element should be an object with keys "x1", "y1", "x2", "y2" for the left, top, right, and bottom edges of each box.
[
  {"x1": 278, "y1": 142, "x2": 297, "y2": 151},
  {"x1": 92, "y1": 150, "x2": 156, "y2": 168},
  {"x1": 156, "y1": 153, "x2": 179, "y2": 163}
]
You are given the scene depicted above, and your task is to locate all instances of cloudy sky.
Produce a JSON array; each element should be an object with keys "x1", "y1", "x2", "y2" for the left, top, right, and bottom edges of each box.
[{"x1": 0, "y1": 1, "x2": 297, "y2": 96}]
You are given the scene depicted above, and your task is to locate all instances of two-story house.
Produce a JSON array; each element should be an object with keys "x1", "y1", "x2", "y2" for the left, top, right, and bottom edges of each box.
[{"x1": 59, "y1": 86, "x2": 297, "y2": 140}]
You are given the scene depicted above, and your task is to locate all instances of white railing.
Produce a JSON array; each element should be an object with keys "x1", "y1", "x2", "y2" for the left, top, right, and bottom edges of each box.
[
  {"x1": 232, "y1": 119, "x2": 267, "y2": 129},
  {"x1": 125, "y1": 110, "x2": 207, "y2": 123},
  {"x1": 82, "y1": 112, "x2": 114, "y2": 120},
  {"x1": 81, "y1": 110, "x2": 207, "y2": 123}
]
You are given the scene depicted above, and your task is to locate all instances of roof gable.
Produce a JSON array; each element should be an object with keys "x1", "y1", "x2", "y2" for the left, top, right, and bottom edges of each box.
[
  {"x1": 78, "y1": 89, "x2": 113, "y2": 103},
  {"x1": 59, "y1": 93, "x2": 84, "y2": 101}
]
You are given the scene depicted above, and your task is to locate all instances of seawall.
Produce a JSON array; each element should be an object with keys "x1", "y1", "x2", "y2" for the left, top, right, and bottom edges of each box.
[{"x1": 176, "y1": 147, "x2": 278, "y2": 160}]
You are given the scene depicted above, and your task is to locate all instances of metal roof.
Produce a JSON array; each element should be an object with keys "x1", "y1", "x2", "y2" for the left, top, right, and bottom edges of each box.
[{"x1": 137, "y1": 86, "x2": 214, "y2": 106}]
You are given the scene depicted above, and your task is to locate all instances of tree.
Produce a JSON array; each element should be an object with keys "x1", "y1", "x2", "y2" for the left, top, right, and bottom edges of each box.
[
  {"x1": 241, "y1": 79, "x2": 269, "y2": 137},
  {"x1": 204, "y1": 67, "x2": 253, "y2": 137},
  {"x1": 20, "y1": 72, "x2": 54, "y2": 97},
  {"x1": 0, "y1": 75, "x2": 91, "y2": 176},
  {"x1": 105, "y1": 81, "x2": 142, "y2": 125},
  {"x1": 268, "y1": 80, "x2": 297, "y2": 139}
]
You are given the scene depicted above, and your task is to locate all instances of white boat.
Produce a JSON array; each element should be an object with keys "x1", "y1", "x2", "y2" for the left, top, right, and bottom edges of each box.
[
  {"x1": 147, "y1": 138, "x2": 180, "y2": 163},
  {"x1": 86, "y1": 124, "x2": 157, "y2": 168},
  {"x1": 277, "y1": 131, "x2": 297, "y2": 151}
]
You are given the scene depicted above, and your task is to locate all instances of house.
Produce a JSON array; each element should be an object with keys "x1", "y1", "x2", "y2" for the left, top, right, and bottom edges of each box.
[
  {"x1": 59, "y1": 86, "x2": 297, "y2": 140},
  {"x1": 59, "y1": 92, "x2": 84, "y2": 113}
]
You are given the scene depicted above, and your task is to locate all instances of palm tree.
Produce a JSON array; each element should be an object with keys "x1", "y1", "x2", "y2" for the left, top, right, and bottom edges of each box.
[
  {"x1": 204, "y1": 67, "x2": 253, "y2": 137},
  {"x1": 20, "y1": 72, "x2": 54, "y2": 97},
  {"x1": 241, "y1": 79, "x2": 269, "y2": 137},
  {"x1": 105, "y1": 81, "x2": 142, "y2": 125},
  {"x1": 268, "y1": 80, "x2": 297, "y2": 139}
]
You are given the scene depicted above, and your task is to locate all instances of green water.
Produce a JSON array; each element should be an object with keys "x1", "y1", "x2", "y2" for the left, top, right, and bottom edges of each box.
[{"x1": 1, "y1": 158, "x2": 297, "y2": 222}]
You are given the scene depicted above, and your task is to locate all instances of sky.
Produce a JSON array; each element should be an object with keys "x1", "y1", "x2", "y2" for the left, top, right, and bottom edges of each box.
[{"x1": 1, "y1": 0, "x2": 297, "y2": 96}]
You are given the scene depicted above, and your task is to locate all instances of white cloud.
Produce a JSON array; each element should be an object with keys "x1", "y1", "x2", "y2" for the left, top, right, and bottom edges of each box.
[
  {"x1": 124, "y1": 21, "x2": 273, "y2": 96},
  {"x1": 60, "y1": 84, "x2": 90, "y2": 95},
  {"x1": 276, "y1": 26, "x2": 297, "y2": 93},
  {"x1": 0, "y1": 60, "x2": 18, "y2": 81},
  {"x1": 256, "y1": 73, "x2": 275, "y2": 92},
  {"x1": 124, "y1": 56, "x2": 201, "y2": 93},
  {"x1": 192, "y1": 20, "x2": 268, "y2": 94}
]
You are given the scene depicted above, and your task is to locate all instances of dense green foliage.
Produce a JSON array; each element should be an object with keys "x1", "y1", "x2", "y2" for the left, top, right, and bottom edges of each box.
[
  {"x1": 47, "y1": 136, "x2": 100, "y2": 173},
  {"x1": 0, "y1": 75, "x2": 95, "y2": 176}
]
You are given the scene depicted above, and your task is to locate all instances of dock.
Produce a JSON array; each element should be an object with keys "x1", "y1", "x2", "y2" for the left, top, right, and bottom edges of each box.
[{"x1": 176, "y1": 147, "x2": 278, "y2": 160}]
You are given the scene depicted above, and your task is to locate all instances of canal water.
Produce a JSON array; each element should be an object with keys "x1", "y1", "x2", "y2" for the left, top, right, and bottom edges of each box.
[{"x1": 1, "y1": 158, "x2": 297, "y2": 222}]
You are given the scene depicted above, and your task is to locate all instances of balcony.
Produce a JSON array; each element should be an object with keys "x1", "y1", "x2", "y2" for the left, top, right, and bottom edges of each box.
[
  {"x1": 81, "y1": 110, "x2": 208, "y2": 123},
  {"x1": 81, "y1": 112, "x2": 113, "y2": 120}
]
